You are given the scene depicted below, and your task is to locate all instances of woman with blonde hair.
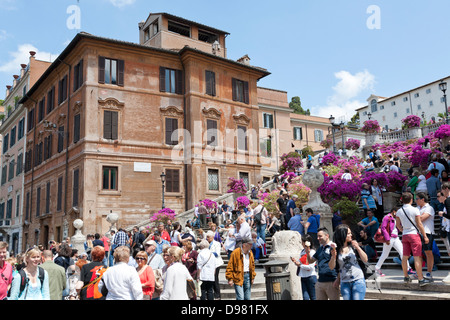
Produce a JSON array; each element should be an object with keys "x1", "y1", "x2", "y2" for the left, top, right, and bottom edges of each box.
[
  {"x1": 160, "y1": 246, "x2": 193, "y2": 300},
  {"x1": 9, "y1": 247, "x2": 50, "y2": 300},
  {"x1": 135, "y1": 251, "x2": 155, "y2": 300}
]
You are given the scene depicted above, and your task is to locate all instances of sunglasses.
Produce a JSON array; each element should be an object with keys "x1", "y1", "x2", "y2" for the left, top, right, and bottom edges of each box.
[{"x1": 135, "y1": 257, "x2": 146, "y2": 261}]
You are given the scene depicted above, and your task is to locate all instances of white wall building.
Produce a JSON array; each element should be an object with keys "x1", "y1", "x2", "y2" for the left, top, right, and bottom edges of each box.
[{"x1": 356, "y1": 76, "x2": 450, "y2": 131}]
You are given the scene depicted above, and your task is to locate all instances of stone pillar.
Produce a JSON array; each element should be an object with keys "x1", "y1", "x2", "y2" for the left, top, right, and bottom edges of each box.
[
  {"x1": 71, "y1": 219, "x2": 85, "y2": 253},
  {"x1": 268, "y1": 230, "x2": 303, "y2": 300},
  {"x1": 301, "y1": 169, "x2": 333, "y2": 233}
]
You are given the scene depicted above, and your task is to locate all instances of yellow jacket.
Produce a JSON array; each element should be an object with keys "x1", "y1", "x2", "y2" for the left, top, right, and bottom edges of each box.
[{"x1": 225, "y1": 247, "x2": 256, "y2": 286}]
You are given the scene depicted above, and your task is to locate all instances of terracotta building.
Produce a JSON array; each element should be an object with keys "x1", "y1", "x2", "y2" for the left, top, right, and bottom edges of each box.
[
  {"x1": 0, "y1": 53, "x2": 51, "y2": 251},
  {"x1": 16, "y1": 13, "x2": 332, "y2": 249},
  {"x1": 19, "y1": 14, "x2": 274, "y2": 247}
]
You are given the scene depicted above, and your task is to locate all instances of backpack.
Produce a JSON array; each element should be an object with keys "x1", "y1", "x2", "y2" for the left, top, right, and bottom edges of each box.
[
  {"x1": 253, "y1": 207, "x2": 264, "y2": 225},
  {"x1": 82, "y1": 266, "x2": 108, "y2": 299},
  {"x1": 8, "y1": 267, "x2": 45, "y2": 299}
]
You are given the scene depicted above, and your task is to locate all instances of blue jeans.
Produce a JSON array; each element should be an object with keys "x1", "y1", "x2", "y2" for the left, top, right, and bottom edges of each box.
[
  {"x1": 301, "y1": 275, "x2": 317, "y2": 300},
  {"x1": 256, "y1": 224, "x2": 266, "y2": 242},
  {"x1": 340, "y1": 278, "x2": 366, "y2": 300},
  {"x1": 234, "y1": 273, "x2": 251, "y2": 300}
]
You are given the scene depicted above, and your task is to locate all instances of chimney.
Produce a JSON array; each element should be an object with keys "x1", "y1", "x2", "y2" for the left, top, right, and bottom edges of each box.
[
  {"x1": 13, "y1": 75, "x2": 19, "y2": 88},
  {"x1": 20, "y1": 64, "x2": 27, "y2": 77},
  {"x1": 237, "y1": 54, "x2": 251, "y2": 65},
  {"x1": 6, "y1": 85, "x2": 12, "y2": 98}
]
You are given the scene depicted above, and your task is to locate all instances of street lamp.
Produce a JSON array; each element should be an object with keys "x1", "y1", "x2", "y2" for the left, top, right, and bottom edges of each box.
[
  {"x1": 340, "y1": 121, "x2": 347, "y2": 156},
  {"x1": 160, "y1": 172, "x2": 166, "y2": 209},
  {"x1": 439, "y1": 81, "x2": 448, "y2": 124},
  {"x1": 329, "y1": 115, "x2": 337, "y2": 154}
]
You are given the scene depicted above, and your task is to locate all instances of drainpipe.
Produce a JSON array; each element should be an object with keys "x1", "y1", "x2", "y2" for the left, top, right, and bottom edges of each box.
[
  {"x1": 56, "y1": 58, "x2": 72, "y2": 220},
  {"x1": 179, "y1": 53, "x2": 189, "y2": 212}
]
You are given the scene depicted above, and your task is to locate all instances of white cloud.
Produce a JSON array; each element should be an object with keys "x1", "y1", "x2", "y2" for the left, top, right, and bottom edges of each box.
[
  {"x1": 108, "y1": 0, "x2": 136, "y2": 8},
  {"x1": 0, "y1": 0, "x2": 17, "y2": 10},
  {"x1": 312, "y1": 69, "x2": 376, "y2": 122},
  {"x1": 0, "y1": 44, "x2": 57, "y2": 74},
  {"x1": 0, "y1": 30, "x2": 9, "y2": 41}
]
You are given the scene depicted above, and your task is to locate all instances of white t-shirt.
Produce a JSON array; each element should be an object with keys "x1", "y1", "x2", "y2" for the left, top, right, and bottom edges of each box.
[
  {"x1": 419, "y1": 203, "x2": 435, "y2": 235},
  {"x1": 416, "y1": 175, "x2": 427, "y2": 192},
  {"x1": 397, "y1": 204, "x2": 421, "y2": 235}
]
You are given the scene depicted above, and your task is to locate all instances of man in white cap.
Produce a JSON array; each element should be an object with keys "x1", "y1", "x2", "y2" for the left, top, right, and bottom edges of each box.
[{"x1": 144, "y1": 239, "x2": 165, "y2": 270}]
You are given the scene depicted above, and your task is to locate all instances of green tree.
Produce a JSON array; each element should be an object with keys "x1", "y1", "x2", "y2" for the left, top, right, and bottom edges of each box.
[
  {"x1": 289, "y1": 96, "x2": 310, "y2": 115},
  {"x1": 348, "y1": 112, "x2": 360, "y2": 126}
]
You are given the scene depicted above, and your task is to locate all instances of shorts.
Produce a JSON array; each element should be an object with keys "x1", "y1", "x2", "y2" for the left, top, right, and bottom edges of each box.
[
  {"x1": 402, "y1": 234, "x2": 422, "y2": 257},
  {"x1": 422, "y1": 233, "x2": 434, "y2": 251}
]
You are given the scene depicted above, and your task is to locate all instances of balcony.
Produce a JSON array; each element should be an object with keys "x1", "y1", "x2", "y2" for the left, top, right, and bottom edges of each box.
[{"x1": 365, "y1": 121, "x2": 442, "y2": 146}]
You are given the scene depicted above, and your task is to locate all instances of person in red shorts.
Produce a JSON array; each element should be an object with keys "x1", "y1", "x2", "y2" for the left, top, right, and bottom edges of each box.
[{"x1": 395, "y1": 192, "x2": 431, "y2": 287}]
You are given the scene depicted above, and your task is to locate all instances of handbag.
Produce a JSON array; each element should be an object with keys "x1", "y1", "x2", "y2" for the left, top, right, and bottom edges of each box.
[
  {"x1": 186, "y1": 279, "x2": 196, "y2": 299},
  {"x1": 374, "y1": 216, "x2": 391, "y2": 243}
]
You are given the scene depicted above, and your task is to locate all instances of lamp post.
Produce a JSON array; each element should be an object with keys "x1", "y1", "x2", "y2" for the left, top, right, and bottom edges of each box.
[
  {"x1": 160, "y1": 172, "x2": 166, "y2": 209},
  {"x1": 439, "y1": 81, "x2": 448, "y2": 124},
  {"x1": 340, "y1": 121, "x2": 347, "y2": 156},
  {"x1": 329, "y1": 115, "x2": 337, "y2": 154}
]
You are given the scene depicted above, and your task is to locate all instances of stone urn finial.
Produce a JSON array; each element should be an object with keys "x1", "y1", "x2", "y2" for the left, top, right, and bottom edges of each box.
[{"x1": 71, "y1": 219, "x2": 86, "y2": 253}]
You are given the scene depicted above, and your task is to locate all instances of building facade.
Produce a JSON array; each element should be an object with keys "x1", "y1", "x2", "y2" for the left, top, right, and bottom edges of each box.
[
  {"x1": 11, "y1": 13, "x2": 333, "y2": 250},
  {"x1": 357, "y1": 76, "x2": 450, "y2": 130},
  {"x1": 0, "y1": 53, "x2": 51, "y2": 252}
]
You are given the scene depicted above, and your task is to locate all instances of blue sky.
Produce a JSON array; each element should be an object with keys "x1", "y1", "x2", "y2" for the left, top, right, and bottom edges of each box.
[{"x1": 1, "y1": 0, "x2": 450, "y2": 122}]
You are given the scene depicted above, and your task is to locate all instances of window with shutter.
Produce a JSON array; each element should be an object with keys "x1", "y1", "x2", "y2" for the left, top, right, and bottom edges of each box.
[
  {"x1": 103, "y1": 110, "x2": 119, "y2": 140},
  {"x1": 159, "y1": 67, "x2": 183, "y2": 94},
  {"x1": 10, "y1": 126, "x2": 16, "y2": 148},
  {"x1": 58, "y1": 126, "x2": 64, "y2": 153},
  {"x1": 57, "y1": 176, "x2": 63, "y2": 212},
  {"x1": 6, "y1": 199, "x2": 12, "y2": 220},
  {"x1": 36, "y1": 187, "x2": 41, "y2": 217},
  {"x1": 99, "y1": 57, "x2": 124, "y2": 86},
  {"x1": 46, "y1": 182, "x2": 50, "y2": 214},
  {"x1": 73, "y1": 169, "x2": 79, "y2": 207},
  {"x1": 1, "y1": 166, "x2": 7, "y2": 185},
  {"x1": 73, "y1": 60, "x2": 84, "y2": 91},
  {"x1": 263, "y1": 113, "x2": 273, "y2": 128},
  {"x1": 38, "y1": 98, "x2": 45, "y2": 122},
  {"x1": 58, "y1": 75, "x2": 68, "y2": 104},
  {"x1": 206, "y1": 119, "x2": 218, "y2": 146},
  {"x1": 47, "y1": 86, "x2": 55, "y2": 114},
  {"x1": 232, "y1": 78, "x2": 249, "y2": 104},
  {"x1": 165, "y1": 118, "x2": 178, "y2": 145},
  {"x1": 205, "y1": 70, "x2": 216, "y2": 96},
  {"x1": 2, "y1": 134, "x2": 8, "y2": 154},
  {"x1": 294, "y1": 127, "x2": 303, "y2": 140},
  {"x1": 18, "y1": 117, "x2": 25, "y2": 140},
  {"x1": 16, "y1": 153, "x2": 23, "y2": 176},
  {"x1": 27, "y1": 109, "x2": 34, "y2": 132},
  {"x1": 165, "y1": 169, "x2": 180, "y2": 193},
  {"x1": 237, "y1": 125, "x2": 248, "y2": 151},
  {"x1": 74, "y1": 113, "x2": 80, "y2": 143}
]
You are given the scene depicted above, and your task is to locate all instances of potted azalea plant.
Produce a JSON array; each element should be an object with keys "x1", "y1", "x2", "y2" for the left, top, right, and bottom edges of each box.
[
  {"x1": 401, "y1": 115, "x2": 421, "y2": 129},
  {"x1": 227, "y1": 177, "x2": 248, "y2": 194},
  {"x1": 149, "y1": 208, "x2": 176, "y2": 226},
  {"x1": 345, "y1": 138, "x2": 361, "y2": 150},
  {"x1": 361, "y1": 119, "x2": 381, "y2": 134}
]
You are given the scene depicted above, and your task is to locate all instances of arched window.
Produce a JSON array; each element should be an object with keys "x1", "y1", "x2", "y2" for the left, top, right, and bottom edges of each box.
[{"x1": 370, "y1": 99, "x2": 378, "y2": 113}]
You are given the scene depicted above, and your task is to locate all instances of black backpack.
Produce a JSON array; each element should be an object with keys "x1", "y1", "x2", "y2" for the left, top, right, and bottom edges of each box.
[{"x1": 8, "y1": 267, "x2": 45, "y2": 299}]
